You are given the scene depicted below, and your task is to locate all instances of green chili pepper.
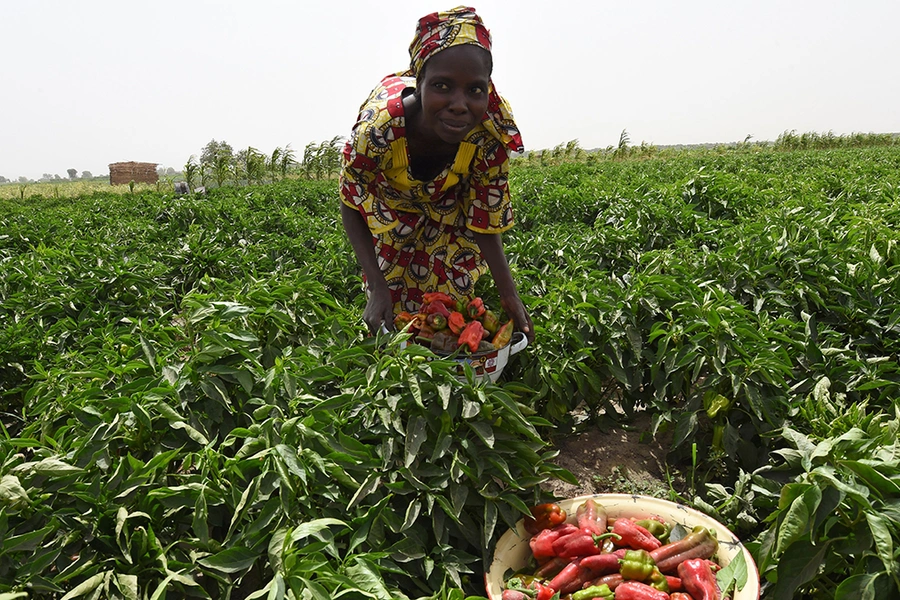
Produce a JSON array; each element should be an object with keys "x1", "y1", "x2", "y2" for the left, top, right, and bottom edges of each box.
[
  {"x1": 635, "y1": 518, "x2": 670, "y2": 543},
  {"x1": 571, "y1": 583, "x2": 614, "y2": 600},
  {"x1": 619, "y1": 548, "x2": 657, "y2": 581}
]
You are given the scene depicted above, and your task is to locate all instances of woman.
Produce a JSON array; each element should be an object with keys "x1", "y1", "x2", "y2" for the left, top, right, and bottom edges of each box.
[{"x1": 340, "y1": 6, "x2": 534, "y2": 343}]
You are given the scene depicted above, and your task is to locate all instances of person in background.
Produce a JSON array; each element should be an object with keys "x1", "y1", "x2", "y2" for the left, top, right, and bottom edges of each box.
[{"x1": 339, "y1": 6, "x2": 534, "y2": 343}]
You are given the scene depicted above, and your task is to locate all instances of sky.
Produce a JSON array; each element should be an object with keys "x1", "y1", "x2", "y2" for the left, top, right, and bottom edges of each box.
[{"x1": 2, "y1": 0, "x2": 898, "y2": 181}]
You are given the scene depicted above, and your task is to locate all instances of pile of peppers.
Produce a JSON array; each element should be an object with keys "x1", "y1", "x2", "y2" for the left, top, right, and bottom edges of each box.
[
  {"x1": 394, "y1": 293, "x2": 515, "y2": 354},
  {"x1": 501, "y1": 499, "x2": 724, "y2": 600}
]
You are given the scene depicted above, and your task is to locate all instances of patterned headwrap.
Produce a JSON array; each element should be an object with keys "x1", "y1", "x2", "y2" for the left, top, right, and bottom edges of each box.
[{"x1": 405, "y1": 6, "x2": 523, "y2": 154}]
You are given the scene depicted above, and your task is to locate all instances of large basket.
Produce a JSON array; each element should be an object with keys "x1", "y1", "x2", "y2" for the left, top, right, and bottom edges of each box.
[{"x1": 486, "y1": 493, "x2": 760, "y2": 599}]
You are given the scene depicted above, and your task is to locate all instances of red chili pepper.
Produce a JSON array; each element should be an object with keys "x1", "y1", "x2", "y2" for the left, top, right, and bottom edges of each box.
[
  {"x1": 592, "y1": 573, "x2": 623, "y2": 590},
  {"x1": 524, "y1": 503, "x2": 567, "y2": 536},
  {"x1": 500, "y1": 591, "x2": 528, "y2": 600},
  {"x1": 529, "y1": 523, "x2": 579, "y2": 563},
  {"x1": 530, "y1": 581, "x2": 555, "y2": 600},
  {"x1": 466, "y1": 296, "x2": 486, "y2": 318},
  {"x1": 457, "y1": 320, "x2": 485, "y2": 352},
  {"x1": 670, "y1": 594, "x2": 696, "y2": 600},
  {"x1": 649, "y1": 526, "x2": 718, "y2": 574},
  {"x1": 448, "y1": 311, "x2": 467, "y2": 335},
  {"x1": 677, "y1": 558, "x2": 721, "y2": 600},
  {"x1": 532, "y1": 556, "x2": 568, "y2": 579},
  {"x1": 612, "y1": 518, "x2": 663, "y2": 551},
  {"x1": 575, "y1": 498, "x2": 608, "y2": 536},
  {"x1": 666, "y1": 575, "x2": 684, "y2": 592},
  {"x1": 547, "y1": 553, "x2": 621, "y2": 594},
  {"x1": 423, "y1": 299, "x2": 451, "y2": 318},
  {"x1": 423, "y1": 291, "x2": 455, "y2": 304},
  {"x1": 551, "y1": 531, "x2": 602, "y2": 559},
  {"x1": 612, "y1": 581, "x2": 670, "y2": 600}
]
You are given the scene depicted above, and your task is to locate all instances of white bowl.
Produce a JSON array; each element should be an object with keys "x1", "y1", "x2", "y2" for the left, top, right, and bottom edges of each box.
[{"x1": 486, "y1": 493, "x2": 760, "y2": 599}]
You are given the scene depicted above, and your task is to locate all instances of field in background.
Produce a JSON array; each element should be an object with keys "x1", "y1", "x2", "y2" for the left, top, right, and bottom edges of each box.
[{"x1": 2, "y1": 143, "x2": 900, "y2": 599}]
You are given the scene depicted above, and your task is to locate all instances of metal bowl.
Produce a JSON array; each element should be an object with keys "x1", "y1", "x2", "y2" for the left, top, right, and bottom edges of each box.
[{"x1": 486, "y1": 493, "x2": 760, "y2": 599}]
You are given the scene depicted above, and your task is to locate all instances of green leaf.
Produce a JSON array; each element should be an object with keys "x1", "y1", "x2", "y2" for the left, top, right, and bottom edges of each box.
[
  {"x1": 344, "y1": 556, "x2": 394, "y2": 600},
  {"x1": 404, "y1": 415, "x2": 427, "y2": 467},
  {"x1": 769, "y1": 540, "x2": 829, "y2": 600},
  {"x1": 0, "y1": 474, "x2": 30, "y2": 509},
  {"x1": 197, "y1": 546, "x2": 258, "y2": 573},
  {"x1": 865, "y1": 512, "x2": 895, "y2": 576},
  {"x1": 59, "y1": 573, "x2": 106, "y2": 600},
  {"x1": 716, "y1": 550, "x2": 748, "y2": 594},
  {"x1": 835, "y1": 573, "x2": 879, "y2": 600}
]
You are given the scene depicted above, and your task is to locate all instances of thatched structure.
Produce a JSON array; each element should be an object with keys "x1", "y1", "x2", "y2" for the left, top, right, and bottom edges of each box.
[{"x1": 108, "y1": 161, "x2": 158, "y2": 185}]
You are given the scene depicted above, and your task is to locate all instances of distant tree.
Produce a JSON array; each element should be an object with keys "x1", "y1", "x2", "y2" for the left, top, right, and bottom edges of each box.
[
  {"x1": 81, "y1": 171, "x2": 93, "y2": 179},
  {"x1": 18, "y1": 176, "x2": 29, "y2": 184},
  {"x1": 53, "y1": 174, "x2": 62, "y2": 180},
  {"x1": 67, "y1": 168, "x2": 78, "y2": 180},
  {"x1": 165, "y1": 167, "x2": 176, "y2": 176},
  {"x1": 200, "y1": 139, "x2": 234, "y2": 167},
  {"x1": 0, "y1": 175, "x2": 8, "y2": 183},
  {"x1": 42, "y1": 173, "x2": 53, "y2": 181}
]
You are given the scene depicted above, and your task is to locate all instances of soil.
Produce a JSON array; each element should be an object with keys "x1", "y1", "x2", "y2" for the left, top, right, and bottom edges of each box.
[{"x1": 542, "y1": 411, "x2": 683, "y2": 500}]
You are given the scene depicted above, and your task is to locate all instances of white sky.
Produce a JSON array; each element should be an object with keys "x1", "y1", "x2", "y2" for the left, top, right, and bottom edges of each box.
[{"x1": 2, "y1": 0, "x2": 898, "y2": 181}]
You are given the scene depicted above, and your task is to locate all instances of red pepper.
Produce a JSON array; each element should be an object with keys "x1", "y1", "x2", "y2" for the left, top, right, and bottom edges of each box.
[
  {"x1": 670, "y1": 594, "x2": 696, "y2": 600},
  {"x1": 592, "y1": 573, "x2": 623, "y2": 590},
  {"x1": 666, "y1": 575, "x2": 684, "y2": 592},
  {"x1": 457, "y1": 320, "x2": 485, "y2": 352},
  {"x1": 530, "y1": 581, "x2": 555, "y2": 600},
  {"x1": 424, "y1": 299, "x2": 451, "y2": 318},
  {"x1": 393, "y1": 311, "x2": 415, "y2": 331},
  {"x1": 649, "y1": 526, "x2": 718, "y2": 574},
  {"x1": 425, "y1": 313, "x2": 447, "y2": 331},
  {"x1": 612, "y1": 581, "x2": 670, "y2": 600},
  {"x1": 551, "y1": 531, "x2": 602, "y2": 559},
  {"x1": 529, "y1": 523, "x2": 579, "y2": 563},
  {"x1": 448, "y1": 311, "x2": 467, "y2": 335},
  {"x1": 500, "y1": 591, "x2": 528, "y2": 600},
  {"x1": 532, "y1": 556, "x2": 568, "y2": 579},
  {"x1": 466, "y1": 296, "x2": 486, "y2": 318},
  {"x1": 423, "y1": 291, "x2": 455, "y2": 308},
  {"x1": 677, "y1": 558, "x2": 721, "y2": 600},
  {"x1": 547, "y1": 553, "x2": 621, "y2": 594},
  {"x1": 575, "y1": 498, "x2": 608, "y2": 536},
  {"x1": 612, "y1": 518, "x2": 663, "y2": 551},
  {"x1": 524, "y1": 503, "x2": 567, "y2": 536}
]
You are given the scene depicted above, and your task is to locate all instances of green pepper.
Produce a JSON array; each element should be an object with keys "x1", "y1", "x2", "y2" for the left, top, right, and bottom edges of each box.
[
  {"x1": 492, "y1": 320, "x2": 514, "y2": 348},
  {"x1": 635, "y1": 518, "x2": 670, "y2": 543},
  {"x1": 425, "y1": 312, "x2": 447, "y2": 331},
  {"x1": 647, "y1": 567, "x2": 669, "y2": 592},
  {"x1": 619, "y1": 548, "x2": 657, "y2": 581},
  {"x1": 481, "y1": 309, "x2": 500, "y2": 334},
  {"x1": 571, "y1": 583, "x2": 614, "y2": 600}
]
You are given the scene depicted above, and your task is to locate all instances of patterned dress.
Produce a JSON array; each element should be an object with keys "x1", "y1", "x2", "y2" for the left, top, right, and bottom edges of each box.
[{"x1": 340, "y1": 73, "x2": 522, "y2": 314}]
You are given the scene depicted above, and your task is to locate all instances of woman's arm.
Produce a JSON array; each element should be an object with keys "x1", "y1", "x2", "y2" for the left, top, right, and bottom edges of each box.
[
  {"x1": 340, "y1": 201, "x2": 395, "y2": 334},
  {"x1": 473, "y1": 231, "x2": 534, "y2": 343}
]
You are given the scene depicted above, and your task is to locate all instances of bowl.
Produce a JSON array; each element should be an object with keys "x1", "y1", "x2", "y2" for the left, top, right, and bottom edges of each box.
[
  {"x1": 486, "y1": 493, "x2": 760, "y2": 599},
  {"x1": 399, "y1": 331, "x2": 529, "y2": 383}
]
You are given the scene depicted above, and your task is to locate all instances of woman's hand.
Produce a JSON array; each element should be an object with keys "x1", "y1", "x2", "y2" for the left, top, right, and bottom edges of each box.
[
  {"x1": 473, "y1": 231, "x2": 535, "y2": 344},
  {"x1": 363, "y1": 286, "x2": 395, "y2": 335},
  {"x1": 500, "y1": 293, "x2": 534, "y2": 344}
]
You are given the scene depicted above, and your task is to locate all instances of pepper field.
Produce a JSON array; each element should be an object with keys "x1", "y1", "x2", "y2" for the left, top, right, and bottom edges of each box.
[{"x1": 1, "y1": 141, "x2": 899, "y2": 599}]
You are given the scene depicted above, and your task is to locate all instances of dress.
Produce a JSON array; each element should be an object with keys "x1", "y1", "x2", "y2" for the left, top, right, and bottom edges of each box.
[{"x1": 340, "y1": 73, "x2": 523, "y2": 314}]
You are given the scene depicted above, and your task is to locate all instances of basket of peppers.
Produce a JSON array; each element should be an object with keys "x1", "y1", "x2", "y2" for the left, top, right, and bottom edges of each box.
[
  {"x1": 487, "y1": 494, "x2": 759, "y2": 600},
  {"x1": 394, "y1": 292, "x2": 528, "y2": 383}
]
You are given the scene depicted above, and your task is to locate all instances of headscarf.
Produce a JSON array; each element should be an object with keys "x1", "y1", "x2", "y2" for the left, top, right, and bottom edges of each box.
[{"x1": 405, "y1": 6, "x2": 523, "y2": 154}]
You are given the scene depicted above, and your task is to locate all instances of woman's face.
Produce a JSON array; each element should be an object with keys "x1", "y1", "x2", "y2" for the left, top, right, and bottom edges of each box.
[{"x1": 416, "y1": 45, "x2": 492, "y2": 147}]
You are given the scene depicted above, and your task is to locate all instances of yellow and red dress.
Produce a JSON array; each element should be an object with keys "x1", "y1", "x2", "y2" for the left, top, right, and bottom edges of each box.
[{"x1": 339, "y1": 73, "x2": 524, "y2": 314}]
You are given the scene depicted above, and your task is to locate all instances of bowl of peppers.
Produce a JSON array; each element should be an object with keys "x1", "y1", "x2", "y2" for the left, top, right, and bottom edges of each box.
[
  {"x1": 486, "y1": 493, "x2": 760, "y2": 600},
  {"x1": 394, "y1": 293, "x2": 528, "y2": 383}
]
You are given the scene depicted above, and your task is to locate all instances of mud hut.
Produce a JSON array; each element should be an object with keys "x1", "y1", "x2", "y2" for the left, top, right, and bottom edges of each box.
[{"x1": 108, "y1": 161, "x2": 158, "y2": 185}]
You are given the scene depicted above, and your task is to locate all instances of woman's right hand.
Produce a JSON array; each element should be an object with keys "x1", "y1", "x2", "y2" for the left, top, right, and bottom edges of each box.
[{"x1": 363, "y1": 287, "x2": 395, "y2": 335}]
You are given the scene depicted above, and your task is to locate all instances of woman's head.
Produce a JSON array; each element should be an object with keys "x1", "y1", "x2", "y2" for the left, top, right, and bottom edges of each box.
[{"x1": 408, "y1": 6, "x2": 493, "y2": 79}]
